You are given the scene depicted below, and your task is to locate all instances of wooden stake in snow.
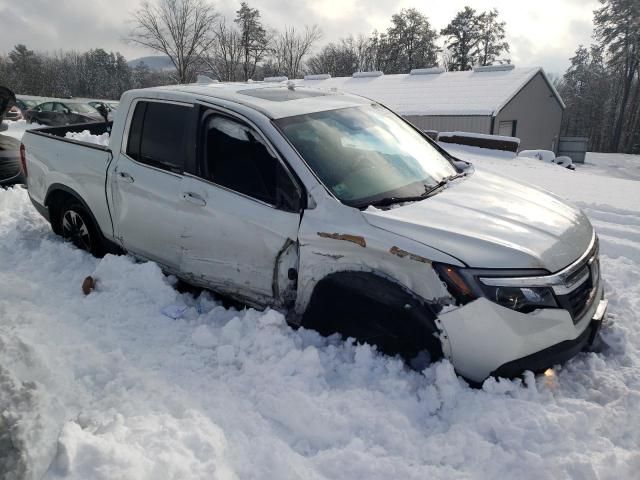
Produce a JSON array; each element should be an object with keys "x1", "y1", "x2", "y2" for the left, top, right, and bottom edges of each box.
[{"x1": 82, "y1": 276, "x2": 96, "y2": 295}]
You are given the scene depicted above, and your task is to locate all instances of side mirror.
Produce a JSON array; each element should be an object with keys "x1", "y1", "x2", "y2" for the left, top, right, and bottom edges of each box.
[{"x1": 95, "y1": 104, "x2": 109, "y2": 122}]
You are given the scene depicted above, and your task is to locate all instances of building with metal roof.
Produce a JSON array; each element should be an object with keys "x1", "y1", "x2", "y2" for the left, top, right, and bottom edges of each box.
[{"x1": 295, "y1": 65, "x2": 565, "y2": 151}]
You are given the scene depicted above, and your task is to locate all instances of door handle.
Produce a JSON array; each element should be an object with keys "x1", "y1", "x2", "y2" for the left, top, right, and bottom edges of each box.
[
  {"x1": 183, "y1": 192, "x2": 206, "y2": 206},
  {"x1": 118, "y1": 171, "x2": 134, "y2": 183}
]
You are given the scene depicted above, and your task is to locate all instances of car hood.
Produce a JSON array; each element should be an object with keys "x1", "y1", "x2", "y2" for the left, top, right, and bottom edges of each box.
[{"x1": 362, "y1": 169, "x2": 593, "y2": 272}]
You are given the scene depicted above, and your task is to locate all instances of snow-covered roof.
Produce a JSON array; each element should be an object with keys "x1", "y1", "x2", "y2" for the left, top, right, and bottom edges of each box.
[{"x1": 295, "y1": 67, "x2": 565, "y2": 117}]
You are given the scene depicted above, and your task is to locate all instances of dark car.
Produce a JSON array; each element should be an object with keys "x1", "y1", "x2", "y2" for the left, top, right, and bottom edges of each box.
[
  {"x1": 15, "y1": 98, "x2": 39, "y2": 114},
  {"x1": 88, "y1": 100, "x2": 118, "y2": 121},
  {"x1": 0, "y1": 87, "x2": 23, "y2": 185},
  {"x1": 0, "y1": 134, "x2": 22, "y2": 186},
  {"x1": 0, "y1": 86, "x2": 15, "y2": 123},
  {"x1": 25, "y1": 101, "x2": 103, "y2": 126},
  {"x1": 4, "y1": 105, "x2": 23, "y2": 121}
]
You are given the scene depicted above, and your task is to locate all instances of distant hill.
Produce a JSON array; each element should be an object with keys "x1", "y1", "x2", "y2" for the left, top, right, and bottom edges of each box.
[{"x1": 128, "y1": 56, "x2": 175, "y2": 71}]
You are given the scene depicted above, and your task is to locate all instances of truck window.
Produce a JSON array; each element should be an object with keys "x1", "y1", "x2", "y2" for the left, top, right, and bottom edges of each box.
[
  {"x1": 200, "y1": 114, "x2": 300, "y2": 210},
  {"x1": 126, "y1": 101, "x2": 191, "y2": 173}
]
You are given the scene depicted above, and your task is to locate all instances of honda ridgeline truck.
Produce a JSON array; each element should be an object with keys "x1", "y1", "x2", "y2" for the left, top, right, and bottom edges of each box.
[{"x1": 21, "y1": 83, "x2": 608, "y2": 382}]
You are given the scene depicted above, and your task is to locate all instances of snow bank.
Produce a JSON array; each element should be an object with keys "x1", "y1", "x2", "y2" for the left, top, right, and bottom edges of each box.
[
  {"x1": 1, "y1": 150, "x2": 640, "y2": 478},
  {"x1": 64, "y1": 130, "x2": 110, "y2": 146},
  {"x1": 518, "y1": 149, "x2": 556, "y2": 162},
  {"x1": 441, "y1": 143, "x2": 638, "y2": 210}
]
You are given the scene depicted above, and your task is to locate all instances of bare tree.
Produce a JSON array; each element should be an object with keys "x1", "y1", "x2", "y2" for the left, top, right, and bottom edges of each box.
[
  {"x1": 270, "y1": 25, "x2": 322, "y2": 78},
  {"x1": 129, "y1": 0, "x2": 217, "y2": 84},
  {"x1": 203, "y1": 19, "x2": 243, "y2": 81}
]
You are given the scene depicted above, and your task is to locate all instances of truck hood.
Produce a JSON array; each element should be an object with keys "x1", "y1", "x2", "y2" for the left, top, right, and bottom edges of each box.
[{"x1": 362, "y1": 169, "x2": 593, "y2": 272}]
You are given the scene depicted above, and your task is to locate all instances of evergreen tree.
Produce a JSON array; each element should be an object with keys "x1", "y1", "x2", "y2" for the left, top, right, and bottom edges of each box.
[
  {"x1": 234, "y1": 2, "x2": 269, "y2": 81},
  {"x1": 8, "y1": 45, "x2": 39, "y2": 94},
  {"x1": 441, "y1": 7, "x2": 481, "y2": 71},
  {"x1": 594, "y1": 0, "x2": 640, "y2": 151},
  {"x1": 475, "y1": 9, "x2": 510, "y2": 66},
  {"x1": 384, "y1": 9, "x2": 439, "y2": 73}
]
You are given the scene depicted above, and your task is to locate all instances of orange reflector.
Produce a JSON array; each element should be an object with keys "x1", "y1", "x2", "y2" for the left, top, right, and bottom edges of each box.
[{"x1": 444, "y1": 267, "x2": 473, "y2": 296}]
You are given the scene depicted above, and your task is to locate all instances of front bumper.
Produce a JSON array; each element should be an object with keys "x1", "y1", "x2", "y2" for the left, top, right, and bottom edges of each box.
[
  {"x1": 491, "y1": 298, "x2": 608, "y2": 378},
  {"x1": 438, "y1": 282, "x2": 607, "y2": 383}
]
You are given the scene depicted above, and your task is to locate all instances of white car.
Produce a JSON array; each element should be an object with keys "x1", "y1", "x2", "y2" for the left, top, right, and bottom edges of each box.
[{"x1": 21, "y1": 84, "x2": 607, "y2": 383}]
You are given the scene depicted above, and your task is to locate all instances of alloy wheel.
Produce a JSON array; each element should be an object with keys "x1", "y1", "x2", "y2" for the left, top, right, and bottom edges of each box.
[{"x1": 61, "y1": 209, "x2": 91, "y2": 251}]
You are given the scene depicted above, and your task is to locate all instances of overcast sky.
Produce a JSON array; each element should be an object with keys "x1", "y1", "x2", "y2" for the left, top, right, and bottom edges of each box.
[{"x1": 0, "y1": 0, "x2": 599, "y2": 76}]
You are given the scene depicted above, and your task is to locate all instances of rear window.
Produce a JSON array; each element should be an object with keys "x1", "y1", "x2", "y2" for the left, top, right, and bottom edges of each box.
[{"x1": 126, "y1": 101, "x2": 191, "y2": 173}]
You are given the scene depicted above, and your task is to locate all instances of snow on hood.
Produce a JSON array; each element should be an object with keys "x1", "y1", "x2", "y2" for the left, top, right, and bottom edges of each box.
[{"x1": 363, "y1": 170, "x2": 593, "y2": 272}]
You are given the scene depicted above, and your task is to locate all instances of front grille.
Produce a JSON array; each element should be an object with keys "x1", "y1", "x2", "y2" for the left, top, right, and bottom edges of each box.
[{"x1": 557, "y1": 255, "x2": 599, "y2": 323}]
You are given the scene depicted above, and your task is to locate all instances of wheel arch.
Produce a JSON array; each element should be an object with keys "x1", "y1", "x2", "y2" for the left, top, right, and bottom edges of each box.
[
  {"x1": 299, "y1": 269, "x2": 446, "y2": 360},
  {"x1": 45, "y1": 184, "x2": 102, "y2": 238}
]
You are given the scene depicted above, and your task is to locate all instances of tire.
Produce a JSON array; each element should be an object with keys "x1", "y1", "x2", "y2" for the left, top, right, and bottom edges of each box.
[
  {"x1": 301, "y1": 272, "x2": 443, "y2": 362},
  {"x1": 58, "y1": 199, "x2": 105, "y2": 257}
]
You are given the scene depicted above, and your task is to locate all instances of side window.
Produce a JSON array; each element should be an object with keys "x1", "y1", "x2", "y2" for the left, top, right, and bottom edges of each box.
[
  {"x1": 126, "y1": 100, "x2": 191, "y2": 173},
  {"x1": 53, "y1": 103, "x2": 67, "y2": 113},
  {"x1": 201, "y1": 114, "x2": 300, "y2": 210},
  {"x1": 40, "y1": 103, "x2": 53, "y2": 112}
]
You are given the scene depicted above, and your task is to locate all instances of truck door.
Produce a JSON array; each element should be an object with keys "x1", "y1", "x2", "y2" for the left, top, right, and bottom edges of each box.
[
  {"x1": 178, "y1": 109, "x2": 303, "y2": 307},
  {"x1": 110, "y1": 99, "x2": 195, "y2": 271}
]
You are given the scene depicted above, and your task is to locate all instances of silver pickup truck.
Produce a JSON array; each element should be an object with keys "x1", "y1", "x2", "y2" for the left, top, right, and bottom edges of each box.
[{"x1": 21, "y1": 83, "x2": 607, "y2": 382}]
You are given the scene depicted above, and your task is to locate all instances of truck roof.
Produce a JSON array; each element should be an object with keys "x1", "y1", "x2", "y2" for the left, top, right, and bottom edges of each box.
[{"x1": 123, "y1": 82, "x2": 372, "y2": 119}]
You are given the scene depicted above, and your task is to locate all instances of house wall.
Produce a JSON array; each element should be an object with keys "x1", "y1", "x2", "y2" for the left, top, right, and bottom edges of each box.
[
  {"x1": 403, "y1": 115, "x2": 492, "y2": 134},
  {"x1": 494, "y1": 72, "x2": 564, "y2": 151}
]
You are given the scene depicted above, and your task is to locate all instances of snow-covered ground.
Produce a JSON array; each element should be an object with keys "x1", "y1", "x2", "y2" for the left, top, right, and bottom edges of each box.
[{"x1": 1, "y1": 135, "x2": 640, "y2": 478}]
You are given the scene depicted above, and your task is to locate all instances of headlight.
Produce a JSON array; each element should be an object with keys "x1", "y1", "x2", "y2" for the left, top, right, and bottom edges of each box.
[
  {"x1": 434, "y1": 263, "x2": 558, "y2": 313},
  {"x1": 477, "y1": 284, "x2": 557, "y2": 313}
]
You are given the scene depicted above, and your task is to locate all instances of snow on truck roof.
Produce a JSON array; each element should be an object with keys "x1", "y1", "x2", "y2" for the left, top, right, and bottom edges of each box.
[
  {"x1": 295, "y1": 66, "x2": 565, "y2": 116},
  {"x1": 133, "y1": 83, "x2": 371, "y2": 119}
]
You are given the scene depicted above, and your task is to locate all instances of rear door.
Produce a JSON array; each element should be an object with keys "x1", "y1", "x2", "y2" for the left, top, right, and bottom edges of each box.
[
  {"x1": 110, "y1": 99, "x2": 195, "y2": 271},
  {"x1": 53, "y1": 103, "x2": 70, "y2": 125},
  {"x1": 178, "y1": 108, "x2": 303, "y2": 307},
  {"x1": 36, "y1": 102, "x2": 55, "y2": 125}
]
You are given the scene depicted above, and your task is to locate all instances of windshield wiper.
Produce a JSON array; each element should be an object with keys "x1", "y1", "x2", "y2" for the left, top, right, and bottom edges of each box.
[
  {"x1": 363, "y1": 171, "x2": 469, "y2": 209},
  {"x1": 421, "y1": 171, "x2": 469, "y2": 198}
]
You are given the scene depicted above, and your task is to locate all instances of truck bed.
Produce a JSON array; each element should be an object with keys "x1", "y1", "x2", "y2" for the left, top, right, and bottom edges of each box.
[
  {"x1": 22, "y1": 121, "x2": 116, "y2": 240},
  {"x1": 25, "y1": 121, "x2": 112, "y2": 150}
]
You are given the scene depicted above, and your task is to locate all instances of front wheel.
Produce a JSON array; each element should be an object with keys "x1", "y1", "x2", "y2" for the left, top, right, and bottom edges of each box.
[{"x1": 58, "y1": 200, "x2": 105, "y2": 257}]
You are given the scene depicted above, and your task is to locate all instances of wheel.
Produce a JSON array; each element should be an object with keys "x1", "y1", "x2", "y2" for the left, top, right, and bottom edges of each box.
[
  {"x1": 301, "y1": 272, "x2": 443, "y2": 363},
  {"x1": 58, "y1": 199, "x2": 105, "y2": 256}
]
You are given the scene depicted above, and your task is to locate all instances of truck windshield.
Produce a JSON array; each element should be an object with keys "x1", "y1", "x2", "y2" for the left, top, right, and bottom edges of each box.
[{"x1": 275, "y1": 104, "x2": 458, "y2": 208}]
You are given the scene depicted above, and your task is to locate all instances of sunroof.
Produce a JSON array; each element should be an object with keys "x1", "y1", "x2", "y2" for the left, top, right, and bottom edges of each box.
[{"x1": 239, "y1": 87, "x2": 328, "y2": 102}]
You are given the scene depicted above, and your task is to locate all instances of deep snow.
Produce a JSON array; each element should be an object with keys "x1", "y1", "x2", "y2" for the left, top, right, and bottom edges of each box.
[{"x1": 1, "y1": 135, "x2": 640, "y2": 478}]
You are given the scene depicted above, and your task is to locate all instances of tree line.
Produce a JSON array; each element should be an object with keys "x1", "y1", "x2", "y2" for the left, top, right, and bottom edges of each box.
[
  {"x1": 557, "y1": 0, "x2": 639, "y2": 153},
  {"x1": 1, "y1": 0, "x2": 637, "y2": 153},
  {"x1": 0, "y1": 44, "x2": 174, "y2": 99},
  {"x1": 0, "y1": 0, "x2": 510, "y2": 99}
]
